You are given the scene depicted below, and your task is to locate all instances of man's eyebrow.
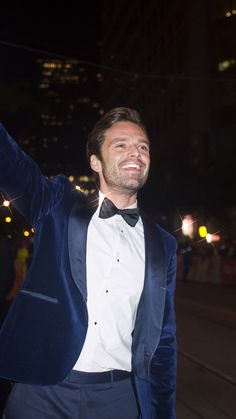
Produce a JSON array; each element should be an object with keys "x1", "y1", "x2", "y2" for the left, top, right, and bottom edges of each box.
[{"x1": 111, "y1": 137, "x2": 149, "y2": 144}]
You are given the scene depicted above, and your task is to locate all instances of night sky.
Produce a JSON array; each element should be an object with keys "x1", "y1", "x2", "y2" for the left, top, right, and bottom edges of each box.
[
  {"x1": 0, "y1": 13, "x2": 101, "y2": 98},
  {"x1": 0, "y1": 13, "x2": 102, "y2": 168},
  {"x1": 0, "y1": 13, "x2": 100, "y2": 63}
]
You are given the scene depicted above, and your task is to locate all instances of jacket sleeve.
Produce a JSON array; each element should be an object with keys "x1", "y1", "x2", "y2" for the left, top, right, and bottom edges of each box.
[
  {"x1": 150, "y1": 239, "x2": 177, "y2": 419},
  {"x1": 0, "y1": 123, "x2": 66, "y2": 226}
]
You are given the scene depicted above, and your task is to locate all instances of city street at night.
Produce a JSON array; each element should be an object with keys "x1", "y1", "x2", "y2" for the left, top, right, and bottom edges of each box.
[{"x1": 175, "y1": 280, "x2": 236, "y2": 418}]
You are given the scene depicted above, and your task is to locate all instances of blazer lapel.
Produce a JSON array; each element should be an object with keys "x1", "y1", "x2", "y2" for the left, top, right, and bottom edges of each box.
[
  {"x1": 68, "y1": 193, "x2": 98, "y2": 302},
  {"x1": 133, "y1": 213, "x2": 167, "y2": 363}
]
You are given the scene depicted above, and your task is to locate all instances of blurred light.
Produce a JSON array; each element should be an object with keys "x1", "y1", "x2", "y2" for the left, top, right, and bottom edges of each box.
[
  {"x1": 199, "y1": 226, "x2": 207, "y2": 238},
  {"x1": 3, "y1": 200, "x2": 10, "y2": 207},
  {"x1": 79, "y1": 176, "x2": 89, "y2": 182},
  {"x1": 39, "y1": 84, "x2": 49, "y2": 89},
  {"x1": 211, "y1": 234, "x2": 220, "y2": 242},
  {"x1": 225, "y1": 11, "x2": 231, "y2": 17},
  {"x1": 31, "y1": 228, "x2": 35, "y2": 233},
  {"x1": 23, "y1": 230, "x2": 30, "y2": 237},
  {"x1": 5, "y1": 216, "x2": 12, "y2": 223},
  {"x1": 206, "y1": 233, "x2": 212, "y2": 243},
  {"x1": 182, "y1": 215, "x2": 194, "y2": 237},
  {"x1": 75, "y1": 185, "x2": 82, "y2": 191},
  {"x1": 69, "y1": 176, "x2": 75, "y2": 182}
]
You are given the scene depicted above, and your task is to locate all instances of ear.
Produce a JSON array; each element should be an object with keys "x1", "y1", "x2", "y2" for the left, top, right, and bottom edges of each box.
[{"x1": 90, "y1": 154, "x2": 102, "y2": 173}]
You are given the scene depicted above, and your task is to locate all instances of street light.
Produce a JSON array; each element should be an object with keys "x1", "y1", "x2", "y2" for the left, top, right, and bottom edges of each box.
[
  {"x1": 5, "y1": 216, "x2": 12, "y2": 223},
  {"x1": 199, "y1": 226, "x2": 207, "y2": 238}
]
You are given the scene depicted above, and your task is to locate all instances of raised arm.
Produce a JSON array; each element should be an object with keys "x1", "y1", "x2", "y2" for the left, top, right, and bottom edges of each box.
[{"x1": 0, "y1": 123, "x2": 66, "y2": 226}]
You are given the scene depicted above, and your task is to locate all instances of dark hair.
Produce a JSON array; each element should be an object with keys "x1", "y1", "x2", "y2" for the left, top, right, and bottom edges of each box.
[{"x1": 86, "y1": 107, "x2": 147, "y2": 163}]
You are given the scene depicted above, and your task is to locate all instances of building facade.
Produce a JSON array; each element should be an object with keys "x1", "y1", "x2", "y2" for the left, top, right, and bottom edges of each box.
[{"x1": 100, "y1": 0, "x2": 236, "y2": 217}]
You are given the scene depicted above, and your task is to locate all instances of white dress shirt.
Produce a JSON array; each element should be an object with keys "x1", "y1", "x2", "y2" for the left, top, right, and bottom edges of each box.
[{"x1": 73, "y1": 194, "x2": 145, "y2": 372}]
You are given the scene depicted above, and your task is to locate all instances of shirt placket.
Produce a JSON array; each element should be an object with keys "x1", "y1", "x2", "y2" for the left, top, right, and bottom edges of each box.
[{"x1": 90, "y1": 216, "x2": 122, "y2": 327}]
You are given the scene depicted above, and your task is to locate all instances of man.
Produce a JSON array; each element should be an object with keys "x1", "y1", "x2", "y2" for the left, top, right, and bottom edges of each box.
[{"x1": 0, "y1": 107, "x2": 177, "y2": 418}]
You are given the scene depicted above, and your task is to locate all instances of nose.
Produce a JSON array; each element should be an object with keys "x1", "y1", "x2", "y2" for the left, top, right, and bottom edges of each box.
[{"x1": 127, "y1": 144, "x2": 140, "y2": 157}]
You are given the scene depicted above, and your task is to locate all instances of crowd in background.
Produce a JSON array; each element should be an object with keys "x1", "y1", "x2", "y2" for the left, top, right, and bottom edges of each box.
[{"x1": 0, "y1": 230, "x2": 33, "y2": 415}]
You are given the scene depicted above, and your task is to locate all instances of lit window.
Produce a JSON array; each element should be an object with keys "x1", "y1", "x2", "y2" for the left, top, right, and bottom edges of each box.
[
  {"x1": 218, "y1": 59, "x2": 235, "y2": 72},
  {"x1": 225, "y1": 8, "x2": 236, "y2": 17}
]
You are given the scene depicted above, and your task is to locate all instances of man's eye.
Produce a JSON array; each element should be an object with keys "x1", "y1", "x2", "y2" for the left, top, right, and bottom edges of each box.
[
  {"x1": 140, "y1": 145, "x2": 149, "y2": 152},
  {"x1": 116, "y1": 143, "x2": 125, "y2": 148}
]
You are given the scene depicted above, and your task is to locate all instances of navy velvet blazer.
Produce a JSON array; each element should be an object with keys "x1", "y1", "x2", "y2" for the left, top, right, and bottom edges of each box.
[{"x1": 0, "y1": 123, "x2": 177, "y2": 419}]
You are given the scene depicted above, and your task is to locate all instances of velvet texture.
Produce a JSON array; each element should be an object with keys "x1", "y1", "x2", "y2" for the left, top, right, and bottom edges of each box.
[{"x1": 0, "y1": 123, "x2": 177, "y2": 418}]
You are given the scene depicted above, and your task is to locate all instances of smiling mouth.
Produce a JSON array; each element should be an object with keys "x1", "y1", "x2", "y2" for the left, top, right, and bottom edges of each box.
[{"x1": 121, "y1": 163, "x2": 143, "y2": 171}]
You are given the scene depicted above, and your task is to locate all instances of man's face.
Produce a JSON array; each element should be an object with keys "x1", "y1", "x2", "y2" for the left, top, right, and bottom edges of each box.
[{"x1": 91, "y1": 121, "x2": 150, "y2": 196}]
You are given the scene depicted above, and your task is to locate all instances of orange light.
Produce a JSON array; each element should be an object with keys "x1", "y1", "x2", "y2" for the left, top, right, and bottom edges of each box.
[
  {"x1": 211, "y1": 234, "x2": 220, "y2": 242},
  {"x1": 206, "y1": 233, "x2": 220, "y2": 243}
]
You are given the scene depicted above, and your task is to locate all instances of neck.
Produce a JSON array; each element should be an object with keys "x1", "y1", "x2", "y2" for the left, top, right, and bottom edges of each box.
[{"x1": 100, "y1": 189, "x2": 137, "y2": 209}]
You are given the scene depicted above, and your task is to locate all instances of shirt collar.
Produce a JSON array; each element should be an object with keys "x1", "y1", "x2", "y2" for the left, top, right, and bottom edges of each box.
[{"x1": 98, "y1": 191, "x2": 138, "y2": 210}]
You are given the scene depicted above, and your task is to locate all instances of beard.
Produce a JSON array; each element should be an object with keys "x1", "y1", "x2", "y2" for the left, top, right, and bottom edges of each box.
[{"x1": 100, "y1": 159, "x2": 149, "y2": 195}]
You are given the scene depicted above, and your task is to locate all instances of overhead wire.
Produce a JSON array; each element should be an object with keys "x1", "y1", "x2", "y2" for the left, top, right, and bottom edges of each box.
[{"x1": 1, "y1": 39, "x2": 236, "y2": 83}]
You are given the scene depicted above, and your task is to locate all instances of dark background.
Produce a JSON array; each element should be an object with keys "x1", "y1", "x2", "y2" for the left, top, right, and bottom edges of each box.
[{"x1": 0, "y1": 2, "x2": 236, "y2": 242}]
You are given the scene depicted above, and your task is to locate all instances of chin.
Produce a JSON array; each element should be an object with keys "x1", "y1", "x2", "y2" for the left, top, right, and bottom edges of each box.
[{"x1": 123, "y1": 179, "x2": 144, "y2": 192}]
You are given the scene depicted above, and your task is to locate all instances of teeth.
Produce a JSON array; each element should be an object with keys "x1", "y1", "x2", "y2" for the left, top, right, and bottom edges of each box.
[{"x1": 122, "y1": 164, "x2": 140, "y2": 170}]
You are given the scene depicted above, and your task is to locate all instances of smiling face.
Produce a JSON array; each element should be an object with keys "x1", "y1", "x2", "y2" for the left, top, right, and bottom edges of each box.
[{"x1": 90, "y1": 121, "x2": 150, "y2": 199}]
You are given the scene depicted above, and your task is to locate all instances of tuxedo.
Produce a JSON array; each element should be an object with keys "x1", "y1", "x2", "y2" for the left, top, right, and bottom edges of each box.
[{"x1": 0, "y1": 123, "x2": 177, "y2": 418}]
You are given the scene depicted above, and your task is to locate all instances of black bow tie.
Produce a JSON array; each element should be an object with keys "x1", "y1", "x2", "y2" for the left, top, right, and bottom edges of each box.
[{"x1": 99, "y1": 197, "x2": 140, "y2": 227}]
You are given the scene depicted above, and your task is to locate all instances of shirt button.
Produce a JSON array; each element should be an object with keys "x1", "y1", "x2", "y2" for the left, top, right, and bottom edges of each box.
[
  {"x1": 94, "y1": 321, "x2": 97, "y2": 325},
  {"x1": 106, "y1": 290, "x2": 109, "y2": 293},
  {"x1": 117, "y1": 258, "x2": 120, "y2": 262}
]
